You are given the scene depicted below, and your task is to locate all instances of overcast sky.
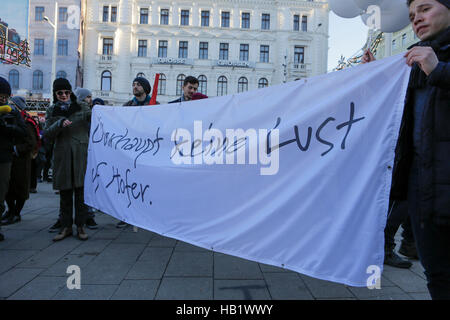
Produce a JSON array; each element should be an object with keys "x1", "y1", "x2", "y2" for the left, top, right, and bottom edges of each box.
[
  {"x1": 1, "y1": 0, "x2": 29, "y2": 38},
  {"x1": 327, "y1": 11, "x2": 370, "y2": 72}
]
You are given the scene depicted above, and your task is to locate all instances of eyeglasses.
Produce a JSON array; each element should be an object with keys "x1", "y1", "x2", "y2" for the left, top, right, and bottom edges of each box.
[{"x1": 56, "y1": 90, "x2": 71, "y2": 96}]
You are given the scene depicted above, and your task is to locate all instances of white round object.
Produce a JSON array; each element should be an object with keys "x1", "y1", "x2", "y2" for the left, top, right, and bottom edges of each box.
[{"x1": 328, "y1": 0, "x2": 363, "y2": 18}]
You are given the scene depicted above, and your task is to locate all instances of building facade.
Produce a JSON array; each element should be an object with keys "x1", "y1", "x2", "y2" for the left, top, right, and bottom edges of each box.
[
  {"x1": 0, "y1": 0, "x2": 82, "y2": 102},
  {"x1": 371, "y1": 25, "x2": 417, "y2": 60},
  {"x1": 82, "y1": 0, "x2": 329, "y2": 105}
]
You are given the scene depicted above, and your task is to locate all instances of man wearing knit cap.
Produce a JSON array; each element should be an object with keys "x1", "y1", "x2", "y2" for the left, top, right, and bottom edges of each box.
[
  {"x1": 74, "y1": 88, "x2": 93, "y2": 108},
  {"x1": 0, "y1": 77, "x2": 28, "y2": 241},
  {"x1": 123, "y1": 77, "x2": 152, "y2": 106},
  {"x1": 118, "y1": 76, "x2": 152, "y2": 228},
  {"x1": 362, "y1": 0, "x2": 450, "y2": 299}
]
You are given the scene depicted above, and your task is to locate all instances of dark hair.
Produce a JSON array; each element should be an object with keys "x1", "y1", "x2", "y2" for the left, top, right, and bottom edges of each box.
[
  {"x1": 407, "y1": 0, "x2": 414, "y2": 6},
  {"x1": 183, "y1": 76, "x2": 199, "y2": 86}
]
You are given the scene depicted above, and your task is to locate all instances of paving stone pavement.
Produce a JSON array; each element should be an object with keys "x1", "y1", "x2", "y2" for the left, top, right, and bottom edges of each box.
[{"x1": 0, "y1": 182, "x2": 431, "y2": 300}]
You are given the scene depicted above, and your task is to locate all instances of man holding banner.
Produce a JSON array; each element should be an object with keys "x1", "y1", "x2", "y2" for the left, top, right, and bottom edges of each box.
[{"x1": 363, "y1": 0, "x2": 450, "y2": 300}]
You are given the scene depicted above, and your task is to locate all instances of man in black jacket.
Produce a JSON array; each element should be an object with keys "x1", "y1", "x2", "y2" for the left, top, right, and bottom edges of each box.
[
  {"x1": 0, "y1": 77, "x2": 28, "y2": 241},
  {"x1": 169, "y1": 76, "x2": 199, "y2": 103},
  {"x1": 363, "y1": 0, "x2": 450, "y2": 299}
]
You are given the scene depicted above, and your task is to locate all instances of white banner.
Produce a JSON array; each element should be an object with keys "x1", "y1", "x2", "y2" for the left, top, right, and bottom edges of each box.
[{"x1": 85, "y1": 54, "x2": 411, "y2": 287}]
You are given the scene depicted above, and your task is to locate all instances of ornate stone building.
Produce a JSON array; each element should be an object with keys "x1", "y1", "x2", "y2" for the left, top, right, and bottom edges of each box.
[{"x1": 82, "y1": 0, "x2": 329, "y2": 105}]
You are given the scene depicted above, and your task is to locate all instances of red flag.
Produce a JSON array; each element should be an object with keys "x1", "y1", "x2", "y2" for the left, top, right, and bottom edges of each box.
[{"x1": 150, "y1": 73, "x2": 160, "y2": 105}]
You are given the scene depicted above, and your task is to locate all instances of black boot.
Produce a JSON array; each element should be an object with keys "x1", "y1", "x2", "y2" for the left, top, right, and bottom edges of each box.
[{"x1": 384, "y1": 249, "x2": 412, "y2": 269}]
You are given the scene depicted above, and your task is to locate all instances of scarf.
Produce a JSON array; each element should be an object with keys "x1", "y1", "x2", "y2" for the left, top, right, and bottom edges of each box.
[
  {"x1": 52, "y1": 101, "x2": 81, "y2": 118},
  {"x1": 408, "y1": 26, "x2": 450, "y2": 89}
]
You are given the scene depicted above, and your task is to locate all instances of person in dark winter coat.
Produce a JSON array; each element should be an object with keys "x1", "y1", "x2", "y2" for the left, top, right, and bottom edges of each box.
[
  {"x1": 0, "y1": 77, "x2": 28, "y2": 240},
  {"x1": 1, "y1": 96, "x2": 38, "y2": 225},
  {"x1": 123, "y1": 77, "x2": 152, "y2": 106},
  {"x1": 169, "y1": 76, "x2": 199, "y2": 103},
  {"x1": 362, "y1": 0, "x2": 450, "y2": 300},
  {"x1": 45, "y1": 78, "x2": 92, "y2": 241}
]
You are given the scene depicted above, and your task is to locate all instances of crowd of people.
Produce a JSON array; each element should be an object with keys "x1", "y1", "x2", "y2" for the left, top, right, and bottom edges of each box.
[
  {"x1": 0, "y1": 74, "x2": 206, "y2": 238},
  {"x1": 0, "y1": 0, "x2": 448, "y2": 300}
]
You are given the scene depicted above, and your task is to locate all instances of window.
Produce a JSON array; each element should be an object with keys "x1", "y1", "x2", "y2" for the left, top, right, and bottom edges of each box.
[
  {"x1": 402, "y1": 33, "x2": 407, "y2": 46},
  {"x1": 199, "y1": 42, "x2": 208, "y2": 59},
  {"x1": 392, "y1": 39, "x2": 396, "y2": 50},
  {"x1": 33, "y1": 70, "x2": 43, "y2": 90},
  {"x1": 219, "y1": 43, "x2": 229, "y2": 60},
  {"x1": 9, "y1": 70, "x2": 19, "y2": 89},
  {"x1": 217, "y1": 76, "x2": 227, "y2": 96},
  {"x1": 59, "y1": 7, "x2": 68, "y2": 22},
  {"x1": 140, "y1": 8, "x2": 149, "y2": 24},
  {"x1": 35, "y1": 7, "x2": 44, "y2": 21},
  {"x1": 261, "y1": 14, "x2": 270, "y2": 30},
  {"x1": 258, "y1": 78, "x2": 269, "y2": 88},
  {"x1": 103, "y1": 38, "x2": 113, "y2": 55},
  {"x1": 198, "y1": 75, "x2": 207, "y2": 95},
  {"x1": 180, "y1": 10, "x2": 189, "y2": 26},
  {"x1": 138, "y1": 40, "x2": 147, "y2": 57},
  {"x1": 302, "y1": 16, "x2": 308, "y2": 31},
  {"x1": 158, "y1": 40, "x2": 168, "y2": 57},
  {"x1": 56, "y1": 70, "x2": 67, "y2": 79},
  {"x1": 260, "y1": 45, "x2": 269, "y2": 63},
  {"x1": 221, "y1": 11, "x2": 230, "y2": 27},
  {"x1": 34, "y1": 39, "x2": 44, "y2": 55},
  {"x1": 176, "y1": 74, "x2": 186, "y2": 96},
  {"x1": 103, "y1": 6, "x2": 109, "y2": 22},
  {"x1": 294, "y1": 46, "x2": 305, "y2": 64},
  {"x1": 158, "y1": 74, "x2": 166, "y2": 95},
  {"x1": 240, "y1": 44, "x2": 249, "y2": 61},
  {"x1": 201, "y1": 10, "x2": 210, "y2": 27},
  {"x1": 111, "y1": 7, "x2": 117, "y2": 22},
  {"x1": 101, "y1": 70, "x2": 112, "y2": 91},
  {"x1": 178, "y1": 41, "x2": 188, "y2": 58},
  {"x1": 293, "y1": 15, "x2": 300, "y2": 31},
  {"x1": 160, "y1": 9, "x2": 169, "y2": 25},
  {"x1": 238, "y1": 77, "x2": 248, "y2": 93},
  {"x1": 57, "y1": 39, "x2": 68, "y2": 56},
  {"x1": 242, "y1": 12, "x2": 250, "y2": 29}
]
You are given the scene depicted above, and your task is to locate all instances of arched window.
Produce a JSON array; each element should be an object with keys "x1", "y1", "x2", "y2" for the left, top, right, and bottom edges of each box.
[
  {"x1": 176, "y1": 74, "x2": 185, "y2": 96},
  {"x1": 237, "y1": 77, "x2": 248, "y2": 93},
  {"x1": 258, "y1": 78, "x2": 269, "y2": 88},
  {"x1": 56, "y1": 70, "x2": 67, "y2": 79},
  {"x1": 9, "y1": 70, "x2": 19, "y2": 89},
  {"x1": 158, "y1": 73, "x2": 166, "y2": 95},
  {"x1": 198, "y1": 75, "x2": 207, "y2": 95},
  {"x1": 136, "y1": 72, "x2": 145, "y2": 78},
  {"x1": 101, "y1": 70, "x2": 112, "y2": 91},
  {"x1": 32, "y1": 70, "x2": 43, "y2": 90},
  {"x1": 217, "y1": 76, "x2": 227, "y2": 96}
]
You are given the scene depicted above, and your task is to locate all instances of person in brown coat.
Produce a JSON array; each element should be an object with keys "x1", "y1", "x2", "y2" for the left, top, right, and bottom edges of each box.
[{"x1": 1, "y1": 96, "x2": 38, "y2": 225}]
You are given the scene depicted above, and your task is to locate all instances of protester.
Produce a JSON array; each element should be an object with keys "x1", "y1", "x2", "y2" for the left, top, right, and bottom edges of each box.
[
  {"x1": 362, "y1": 0, "x2": 450, "y2": 299},
  {"x1": 123, "y1": 77, "x2": 152, "y2": 106},
  {"x1": 115, "y1": 77, "x2": 154, "y2": 228},
  {"x1": 45, "y1": 78, "x2": 92, "y2": 241},
  {"x1": 169, "y1": 76, "x2": 199, "y2": 103},
  {"x1": 0, "y1": 77, "x2": 28, "y2": 240},
  {"x1": 1, "y1": 96, "x2": 38, "y2": 225},
  {"x1": 73, "y1": 88, "x2": 98, "y2": 230}
]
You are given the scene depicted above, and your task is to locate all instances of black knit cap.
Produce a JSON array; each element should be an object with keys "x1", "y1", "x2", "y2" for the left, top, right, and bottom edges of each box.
[
  {"x1": 133, "y1": 77, "x2": 151, "y2": 95},
  {"x1": 0, "y1": 76, "x2": 11, "y2": 97},
  {"x1": 53, "y1": 78, "x2": 72, "y2": 92}
]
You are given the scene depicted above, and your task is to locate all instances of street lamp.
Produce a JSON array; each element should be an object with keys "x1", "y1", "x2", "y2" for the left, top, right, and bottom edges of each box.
[{"x1": 43, "y1": 2, "x2": 58, "y2": 90}]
